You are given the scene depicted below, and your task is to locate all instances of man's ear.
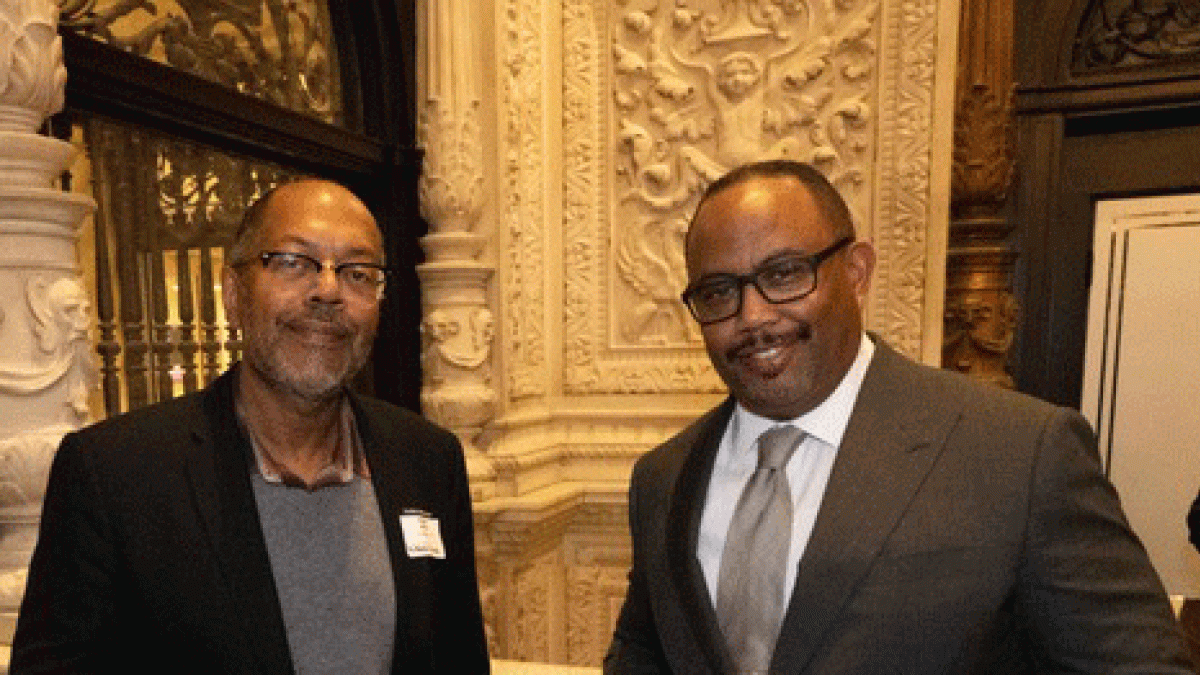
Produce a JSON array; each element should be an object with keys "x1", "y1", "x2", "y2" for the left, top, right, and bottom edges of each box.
[
  {"x1": 221, "y1": 265, "x2": 243, "y2": 332},
  {"x1": 845, "y1": 239, "x2": 876, "y2": 299}
]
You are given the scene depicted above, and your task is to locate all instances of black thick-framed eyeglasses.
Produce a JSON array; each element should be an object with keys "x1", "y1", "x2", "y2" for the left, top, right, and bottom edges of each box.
[
  {"x1": 237, "y1": 251, "x2": 389, "y2": 300},
  {"x1": 680, "y1": 236, "x2": 854, "y2": 325}
]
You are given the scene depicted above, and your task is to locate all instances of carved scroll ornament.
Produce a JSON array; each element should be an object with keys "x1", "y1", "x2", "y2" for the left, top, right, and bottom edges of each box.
[
  {"x1": 59, "y1": 0, "x2": 341, "y2": 122},
  {"x1": 610, "y1": 0, "x2": 879, "y2": 347},
  {"x1": 1075, "y1": 0, "x2": 1200, "y2": 72}
]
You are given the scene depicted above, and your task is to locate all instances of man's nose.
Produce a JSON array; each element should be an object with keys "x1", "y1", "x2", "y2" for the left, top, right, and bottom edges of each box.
[
  {"x1": 736, "y1": 282, "x2": 776, "y2": 326},
  {"x1": 308, "y1": 266, "x2": 344, "y2": 302}
]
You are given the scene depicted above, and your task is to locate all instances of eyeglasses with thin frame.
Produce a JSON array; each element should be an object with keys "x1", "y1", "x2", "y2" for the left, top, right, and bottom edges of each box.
[
  {"x1": 237, "y1": 251, "x2": 388, "y2": 300},
  {"x1": 680, "y1": 236, "x2": 854, "y2": 325}
]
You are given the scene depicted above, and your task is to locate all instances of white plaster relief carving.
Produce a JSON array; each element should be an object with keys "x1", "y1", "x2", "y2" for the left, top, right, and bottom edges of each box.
[
  {"x1": 566, "y1": 0, "x2": 875, "y2": 394},
  {"x1": 503, "y1": 0, "x2": 549, "y2": 401},
  {"x1": 868, "y1": 0, "x2": 938, "y2": 357},
  {"x1": 566, "y1": 565, "x2": 627, "y2": 666},
  {"x1": 418, "y1": 0, "x2": 499, "y2": 497},
  {"x1": 419, "y1": 98, "x2": 485, "y2": 234},
  {"x1": 420, "y1": 305, "x2": 498, "y2": 431},
  {"x1": 514, "y1": 551, "x2": 556, "y2": 660},
  {"x1": 0, "y1": 275, "x2": 96, "y2": 421},
  {"x1": 609, "y1": 0, "x2": 879, "y2": 347},
  {"x1": 561, "y1": 0, "x2": 935, "y2": 394},
  {"x1": 0, "y1": 0, "x2": 65, "y2": 131},
  {"x1": 0, "y1": 0, "x2": 96, "y2": 627},
  {"x1": 0, "y1": 426, "x2": 69, "y2": 509}
]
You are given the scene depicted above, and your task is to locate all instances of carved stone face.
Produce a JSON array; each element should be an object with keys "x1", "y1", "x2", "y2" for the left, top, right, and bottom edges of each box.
[
  {"x1": 687, "y1": 176, "x2": 874, "y2": 420},
  {"x1": 718, "y1": 53, "x2": 762, "y2": 100},
  {"x1": 48, "y1": 277, "x2": 91, "y2": 338},
  {"x1": 223, "y1": 180, "x2": 383, "y2": 403},
  {"x1": 422, "y1": 310, "x2": 459, "y2": 345}
]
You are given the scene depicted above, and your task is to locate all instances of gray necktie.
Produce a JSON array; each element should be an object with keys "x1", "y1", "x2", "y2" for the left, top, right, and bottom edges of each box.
[{"x1": 716, "y1": 425, "x2": 806, "y2": 675}]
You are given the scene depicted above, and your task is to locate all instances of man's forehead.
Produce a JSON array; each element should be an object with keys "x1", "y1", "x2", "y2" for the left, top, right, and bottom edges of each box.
[
  {"x1": 260, "y1": 188, "x2": 382, "y2": 250},
  {"x1": 691, "y1": 180, "x2": 825, "y2": 246}
]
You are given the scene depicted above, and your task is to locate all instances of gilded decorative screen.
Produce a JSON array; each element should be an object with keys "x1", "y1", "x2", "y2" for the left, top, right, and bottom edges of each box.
[
  {"x1": 83, "y1": 116, "x2": 299, "y2": 415},
  {"x1": 60, "y1": 0, "x2": 343, "y2": 124}
]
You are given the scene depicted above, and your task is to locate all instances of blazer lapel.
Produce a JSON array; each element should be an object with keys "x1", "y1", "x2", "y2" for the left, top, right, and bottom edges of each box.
[
  {"x1": 350, "y1": 396, "x2": 424, "y2": 672},
  {"x1": 771, "y1": 343, "x2": 963, "y2": 673},
  {"x1": 665, "y1": 398, "x2": 740, "y2": 675},
  {"x1": 187, "y1": 369, "x2": 295, "y2": 673}
]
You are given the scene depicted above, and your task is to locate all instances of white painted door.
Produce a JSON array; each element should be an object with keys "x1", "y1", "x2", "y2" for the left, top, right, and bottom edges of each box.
[{"x1": 1082, "y1": 194, "x2": 1200, "y2": 597}]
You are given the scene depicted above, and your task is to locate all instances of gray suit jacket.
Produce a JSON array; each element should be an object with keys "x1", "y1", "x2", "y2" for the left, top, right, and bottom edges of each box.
[{"x1": 605, "y1": 339, "x2": 1193, "y2": 674}]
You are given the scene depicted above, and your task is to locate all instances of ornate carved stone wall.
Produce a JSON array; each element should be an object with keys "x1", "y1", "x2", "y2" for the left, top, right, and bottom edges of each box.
[
  {"x1": 0, "y1": 0, "x2": 96, "y2": 640},
  {"x1": 419, "y1": 0, "x2": 960, "y2": 666}
]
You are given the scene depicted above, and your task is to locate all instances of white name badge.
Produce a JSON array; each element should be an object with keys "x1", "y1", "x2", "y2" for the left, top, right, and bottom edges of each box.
[{"x1": 400, "y1": 511, "x2": 446, "y2": 559}]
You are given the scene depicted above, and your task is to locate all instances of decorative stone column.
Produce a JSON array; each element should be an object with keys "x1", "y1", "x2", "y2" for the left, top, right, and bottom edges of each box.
[
  {"x1": 943, "y1": 0, "x2": 1018, "y2": 388},
  {"x1": 0, "y1": 0, "x2": 96, "y2": 636},
  {"x1": 417, "y1": 0, "x2": 497, "y2": 500}
]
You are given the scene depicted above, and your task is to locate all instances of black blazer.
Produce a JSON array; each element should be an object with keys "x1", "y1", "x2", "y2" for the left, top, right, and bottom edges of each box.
[
  {"x1": 11, "y1": 368, "x2": 489, "y2": 674},
  {"x1": 606, "y1": 340, "x2": 1193, "y2": 674}
]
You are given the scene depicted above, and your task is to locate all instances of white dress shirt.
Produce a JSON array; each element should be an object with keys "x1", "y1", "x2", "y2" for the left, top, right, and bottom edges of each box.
[{"x1": 698, "y1": 333, "x2": 875, "y2": 607}]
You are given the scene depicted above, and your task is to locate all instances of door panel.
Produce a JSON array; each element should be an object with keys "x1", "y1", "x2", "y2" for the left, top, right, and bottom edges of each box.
[{"x1": 1083, "y1": 194, "x2": 1200, "y2": 595}]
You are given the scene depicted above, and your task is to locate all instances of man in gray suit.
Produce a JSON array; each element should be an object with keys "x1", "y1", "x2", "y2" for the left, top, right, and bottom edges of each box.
[{"x1": 605, "y1": 159, "x2": 1193, "y2": 674}]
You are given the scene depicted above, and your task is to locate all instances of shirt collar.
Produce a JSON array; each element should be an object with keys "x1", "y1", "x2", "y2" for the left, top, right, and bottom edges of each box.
[
  {"x1": 242, "y1": 394, "x2": 370, "y2": 489},
  {"x1": 730, "y1": 332, "x2": 875, "y2": 452}
]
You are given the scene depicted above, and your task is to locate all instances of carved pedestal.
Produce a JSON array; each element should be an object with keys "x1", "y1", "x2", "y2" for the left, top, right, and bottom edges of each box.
[
  {"x1": 0, "y1": 2, "x2": 96, "y2": 640},
  {"x1": 944, "y1": 224, "x2": 1018, "y2": 388},
  {"x1": 475, "y1": 486, "x2": 630, "y2": 666}
]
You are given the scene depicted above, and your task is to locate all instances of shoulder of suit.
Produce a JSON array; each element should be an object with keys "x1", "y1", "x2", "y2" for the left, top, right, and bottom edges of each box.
[
  {"x1": 351, "y1": 394, "x2": 459, "y2": 445},
  {"x1": 871, "y1": 341, "x2": 1070, "y2": 423},
  {"x1": 55, "y1": 388, "x2": 212, "y2": 474},
  {"x1": 67, "y1": 387, "x2": 208, "y2": 445}
]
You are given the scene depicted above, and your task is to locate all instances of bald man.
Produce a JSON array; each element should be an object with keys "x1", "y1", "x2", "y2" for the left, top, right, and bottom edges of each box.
[{"x1": 13, "y1": 179, "x2": 489, "y2": 674}]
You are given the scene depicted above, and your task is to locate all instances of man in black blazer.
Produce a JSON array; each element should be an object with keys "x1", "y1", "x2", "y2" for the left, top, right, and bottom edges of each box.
[
  {"x1": 605, "y1": 160, "x2": 1193, "y2": 674},
  {"x1": 12, "y1": 179, "x2": 489, "y2": 673}
]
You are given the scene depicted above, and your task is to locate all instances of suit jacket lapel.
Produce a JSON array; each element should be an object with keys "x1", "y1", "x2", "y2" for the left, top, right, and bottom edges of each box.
[
  {"x1": 666, "y1": 398, "x2": 739, "y2": 675},
  {"x1": 350, "y1": 395, "x2": 424, "y2": 672},
  {"x1": 188, "y1": 368, "x2": 295, "y2": 672},
  {"x1": 771, "y1": 342, "x2": 962, "y2": 673}
]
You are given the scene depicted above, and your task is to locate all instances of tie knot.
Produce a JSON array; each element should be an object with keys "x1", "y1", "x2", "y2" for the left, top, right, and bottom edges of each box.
[{"x1": 758, "y1": 425, "x2": 804, "y2": 471}]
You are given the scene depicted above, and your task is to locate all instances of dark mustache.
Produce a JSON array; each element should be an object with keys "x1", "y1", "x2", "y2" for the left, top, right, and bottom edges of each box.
[
  {"x1": 725, "y1": 324, "x2": 812, "y2": 360},
  {"x1": 284, "y1": 305, "x2": 352, "y2": 336}
]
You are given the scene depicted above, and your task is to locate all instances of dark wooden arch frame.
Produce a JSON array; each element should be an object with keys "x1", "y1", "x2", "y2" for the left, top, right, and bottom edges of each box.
[
  {"x1": 57, "y1": 1, "x2": 426, "y2": 412},
  {"x1": 1012, "y1": 0, "x2": 1200, "y2": 407}
]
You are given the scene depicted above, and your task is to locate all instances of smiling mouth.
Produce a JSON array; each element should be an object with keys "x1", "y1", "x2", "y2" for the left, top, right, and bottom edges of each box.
[
  {"x1": 726, "y1": 325, "x2": 811, "y2": 374},
  {"x1": 286, "y1": 319, "x2": 353, "y2": 344},
  {"x1": 732, "y1": 341, "x2": 791, "y2": 373}
]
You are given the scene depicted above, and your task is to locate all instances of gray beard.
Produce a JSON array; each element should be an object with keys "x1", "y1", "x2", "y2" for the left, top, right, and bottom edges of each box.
[{"x1": 241, "y1": 332, "x2": 371, "y2": 403}]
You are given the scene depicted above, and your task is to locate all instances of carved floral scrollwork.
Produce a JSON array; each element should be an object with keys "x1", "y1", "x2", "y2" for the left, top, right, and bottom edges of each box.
[
  {"x1": 58, "y1": 0, "x2": 340, "y2": 122},
  {"x1": 1074, "y1": 0, "x2": 1200, "y2": 72},
  {"x1": 503, "y1": 0, "x2": 549, "y2": 401},
  {"x1": 0, "y1": 0, "x2": 66, "y2": 127},
  {"x1": 0, "y1": 426, "x2": 70, "y2": 509},
  {"x1": 610, "y1": 0, "x2": 879, "y2": 347},
  {"x1": 513, "y1": 553, "x2": 554, "y2": 661},
  {"x1": 419, "y1": 97, "x2": 486, "y2": 235},
  {"x1": 951, "y1": 84, "x2": 1013, "y2": 217}
]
